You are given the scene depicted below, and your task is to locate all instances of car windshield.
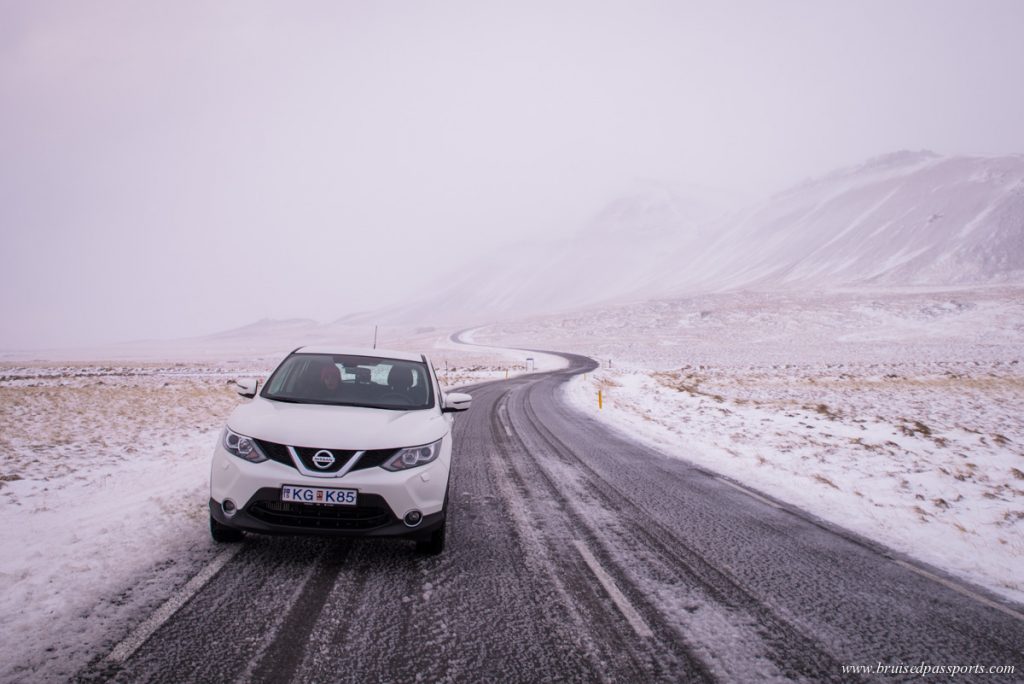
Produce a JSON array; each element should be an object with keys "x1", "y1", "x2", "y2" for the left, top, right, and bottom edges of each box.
[{"x1": 261, "y1": 353, "x2": 435, "y2": 410}]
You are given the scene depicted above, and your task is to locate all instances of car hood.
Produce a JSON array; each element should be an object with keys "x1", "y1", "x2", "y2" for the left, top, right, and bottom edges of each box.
[{"x1": 228, "y1": 397, "x2": 448, "y2": 450}]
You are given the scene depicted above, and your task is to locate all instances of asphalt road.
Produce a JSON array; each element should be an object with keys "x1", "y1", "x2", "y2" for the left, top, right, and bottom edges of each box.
[{"x1": 80, "y1": 352, "x2": 1023, "y2": 683}]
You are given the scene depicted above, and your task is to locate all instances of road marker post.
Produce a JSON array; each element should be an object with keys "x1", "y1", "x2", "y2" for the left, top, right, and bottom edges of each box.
[
  {"x1": 598, "y1": 390, "x2": 603, "y2": 409},
  {"x1": 505, "y1": 368, "x2": 509, "y2": 380}
]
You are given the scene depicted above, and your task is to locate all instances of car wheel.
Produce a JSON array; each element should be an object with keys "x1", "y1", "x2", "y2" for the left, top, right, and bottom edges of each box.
[
  {"x1": 210, "y1": 514, "x2": 243, "y2": 543},
  {"x1": 415, "y1": 523, "x2": 445, "y2": 555}
]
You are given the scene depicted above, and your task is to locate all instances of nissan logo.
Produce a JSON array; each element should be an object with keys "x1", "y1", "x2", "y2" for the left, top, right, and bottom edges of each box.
[{"x1": 312, "y1": 450, "x2": 336, "y2": 469}]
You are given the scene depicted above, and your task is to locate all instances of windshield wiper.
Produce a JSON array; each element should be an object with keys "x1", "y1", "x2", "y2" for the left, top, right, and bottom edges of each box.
[{"x1": 265, "y1": 395, "x2": 304, "y2": 404}]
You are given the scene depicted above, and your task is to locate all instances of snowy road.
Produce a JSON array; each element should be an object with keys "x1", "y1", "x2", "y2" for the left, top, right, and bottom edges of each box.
[{"x1": 80, "y1": 353, "x2": 1023, "y2": 682}]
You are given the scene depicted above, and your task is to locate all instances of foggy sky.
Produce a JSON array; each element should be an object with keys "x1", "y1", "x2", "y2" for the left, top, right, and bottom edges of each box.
[{"x1": 2, "y1": 1, "x2": 1023, "y2": 349}]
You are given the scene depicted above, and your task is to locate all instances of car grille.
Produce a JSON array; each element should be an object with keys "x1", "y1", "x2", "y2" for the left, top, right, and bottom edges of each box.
[
  {"x1": 352, "y1": 449, "x2": 400, "y2": 470},
  {"x1": 253, "y1": 439, "x2": 398, "y2": 473},
  {"x1": 294, "y1": 446, "x2": 359, "y2": 473},
  {"x1": 254, "y1": 439, "x2": 292, "y2": 466},
  {"x1": 248, "y1": 494, "x2": 394, "y2": 531}
]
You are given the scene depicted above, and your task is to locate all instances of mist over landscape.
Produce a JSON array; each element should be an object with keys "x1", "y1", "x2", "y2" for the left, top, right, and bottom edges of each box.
[{"x1": 2, "y1": 1, "x2": 1024, "y2": 350}]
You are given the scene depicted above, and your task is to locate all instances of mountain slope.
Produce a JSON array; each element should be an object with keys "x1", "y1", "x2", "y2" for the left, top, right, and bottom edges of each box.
[
  {"x1": 662, "y1": 151, "x2": 1024, "y2": 292},
  {"x1": 378, "y1": 179, "x2": 730, "y2": 323},
  {"x1": 310, "y1": 151, "x2": 1024, "y2": 328}
]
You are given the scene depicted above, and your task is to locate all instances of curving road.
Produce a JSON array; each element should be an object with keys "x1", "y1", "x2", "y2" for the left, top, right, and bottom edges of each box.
[{"x1": 79, "y1": 351, "x2": 1023, "y2": 683}]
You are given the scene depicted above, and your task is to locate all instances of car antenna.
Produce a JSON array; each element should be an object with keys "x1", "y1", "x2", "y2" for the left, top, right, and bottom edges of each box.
[{"x1": 373, "y1": 325, "x2": 378, "y2": 349}]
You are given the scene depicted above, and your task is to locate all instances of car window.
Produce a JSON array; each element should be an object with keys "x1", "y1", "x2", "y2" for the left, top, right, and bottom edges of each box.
[{"x1": 262, "y1": 353, "x2": 435, "y2": 410}]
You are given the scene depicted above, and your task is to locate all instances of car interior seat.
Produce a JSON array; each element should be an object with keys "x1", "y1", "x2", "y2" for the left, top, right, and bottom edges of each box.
[{"x1": 387, "y1": 365, "x2": 415, "y2": 394}]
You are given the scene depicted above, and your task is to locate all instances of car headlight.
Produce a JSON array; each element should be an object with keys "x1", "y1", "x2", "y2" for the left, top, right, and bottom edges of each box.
[
  {"x1": 222, "y1": 427, "x2": 267, "y2": 463},
  {"x1": 382, "y1": 439, "x2": 442, "y2": 472}
]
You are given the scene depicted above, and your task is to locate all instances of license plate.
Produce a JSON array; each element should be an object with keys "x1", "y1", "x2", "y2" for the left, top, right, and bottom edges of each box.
[{"x1": 281, "y1": 485, "x2": 357, "y2": 506}]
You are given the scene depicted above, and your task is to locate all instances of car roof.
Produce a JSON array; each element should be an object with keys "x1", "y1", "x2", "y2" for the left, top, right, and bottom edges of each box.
[{"x1": 293, "y1": 346, "x2": 427, "y2": 363}]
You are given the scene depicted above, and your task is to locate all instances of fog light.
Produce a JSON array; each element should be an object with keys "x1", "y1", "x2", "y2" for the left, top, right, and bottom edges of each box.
[
  {"x1": 222, "y1": 499, "x2": 237, "y2": 517},
  {"x1": 404, "y1": 510, "x2": 423, "y2": 527}
]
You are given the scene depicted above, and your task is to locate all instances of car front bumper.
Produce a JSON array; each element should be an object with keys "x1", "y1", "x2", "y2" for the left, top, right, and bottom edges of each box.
[
  {"x1": 208, "y1": 494, "x2": 446, "y2": 539},
  {"x1": 209, "y1": 439, "x2": 450, "y2": 538}
]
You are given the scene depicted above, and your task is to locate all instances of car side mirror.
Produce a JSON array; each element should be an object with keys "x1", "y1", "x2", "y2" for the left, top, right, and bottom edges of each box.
[
  {"x1": 442, "y1": 392, "x2": 472, "y2": 413},
  {"x1": 234, "y1": 378, "x2": 259, "y2": 399}
]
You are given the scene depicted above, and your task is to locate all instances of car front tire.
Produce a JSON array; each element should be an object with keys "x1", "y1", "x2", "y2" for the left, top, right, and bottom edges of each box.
[
  {"x1": 415, "y1": 477, "x2": 449, "y2": 555},
  {"x1": 415, "y1": 523, "x2": 446, "y2": 555},
  {"x1": 210, "y1": 514, "x2": 244, "y2": 543}
]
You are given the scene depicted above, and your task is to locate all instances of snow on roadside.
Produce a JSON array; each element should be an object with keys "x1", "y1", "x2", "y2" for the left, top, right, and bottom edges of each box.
[
  {"x1": 565, "y1": 363, "x2": 1024, "y2": 603},
  {"x1": 0, "y1": 367, "x2": 250, "y2": 682},
  {"x1": 475, "y1": 287, "x2": 1024, "y2": 605}
]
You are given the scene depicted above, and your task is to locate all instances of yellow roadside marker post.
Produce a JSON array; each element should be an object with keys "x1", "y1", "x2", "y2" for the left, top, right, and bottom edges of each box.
[{"x1": 598, "y1": 390, "x2": 603, "y2": 409}]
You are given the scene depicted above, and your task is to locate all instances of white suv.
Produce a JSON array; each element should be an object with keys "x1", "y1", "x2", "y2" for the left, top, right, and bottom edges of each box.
[{"x1": 209, "y1": 347, "x2": 471, "y2": 554}]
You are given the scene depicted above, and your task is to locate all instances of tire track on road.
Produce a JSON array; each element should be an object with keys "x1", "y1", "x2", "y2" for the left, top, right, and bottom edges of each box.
[
  {"x1": 88, "y1": 538, "x2": 333, "y2": 683},
  {"x1": 243, "y1": 541, "x2": 353, "y2": 684},
  {"x1": 506, "y1": 372, "x2": 846, "y2": 682},
  {"x1": 489, "y1": 387, "x2": 716, "y2": 682}
]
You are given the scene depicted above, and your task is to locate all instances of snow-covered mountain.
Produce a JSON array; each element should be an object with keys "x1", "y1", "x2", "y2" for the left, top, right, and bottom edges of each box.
[
  {"x1": 662, "y1": 150, "x2": 1024, "y2": 292},
  {"x1": 197, "y1": 151, "x2": 1023, "y2": 336},
  {"x1": 399, "y1": 151, "x2": 1024, "y2": 324}
]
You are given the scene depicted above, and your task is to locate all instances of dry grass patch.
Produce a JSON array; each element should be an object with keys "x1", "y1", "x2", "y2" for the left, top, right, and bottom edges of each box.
[
  {"x1": 0, "y1": 373, "x2": 242, "y2": 480},
  {"x1": 813, "y1": 474, "x2": 840, "y2": 489}
]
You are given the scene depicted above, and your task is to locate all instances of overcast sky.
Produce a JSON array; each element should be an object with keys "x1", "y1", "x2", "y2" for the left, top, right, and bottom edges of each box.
[{"x1": 2, "y1": 1, "x2": 1023, "y2": 349}]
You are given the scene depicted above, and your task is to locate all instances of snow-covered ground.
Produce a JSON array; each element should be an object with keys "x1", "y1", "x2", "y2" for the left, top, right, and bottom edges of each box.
[
  {"x1": 474, "y1": 287, "x2": 1024, "y2": 604},
  {"x1": 0, "y1": 340, "x2": 533, "y2": 682},
  {"x1": 3, "y1": 286, "x2": 1022, "y2": 679},
  {"x1": 0, "y1": 365, "x2": 247, "y2": 682}
]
